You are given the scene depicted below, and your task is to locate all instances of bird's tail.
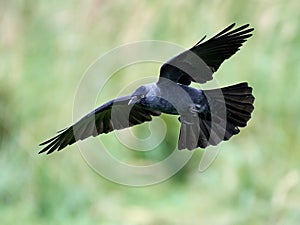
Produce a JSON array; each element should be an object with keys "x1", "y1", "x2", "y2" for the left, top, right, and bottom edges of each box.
[{"x1": 178, "y1": 82, "x2": 254, "y2": 150}]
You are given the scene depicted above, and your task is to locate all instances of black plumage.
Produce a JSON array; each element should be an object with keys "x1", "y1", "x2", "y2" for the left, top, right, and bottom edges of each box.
[{"x1": 39, "y1": 23, "x2": 255, "y2": 154}]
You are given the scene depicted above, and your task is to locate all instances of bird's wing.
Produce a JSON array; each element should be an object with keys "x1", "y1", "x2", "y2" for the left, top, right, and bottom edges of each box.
[
  {"x1": 39, "y1": 96, "x2": 161, "y2": 154},
  {"x1": 159, "y1": 23, "x2": 254, "y2": 85}
]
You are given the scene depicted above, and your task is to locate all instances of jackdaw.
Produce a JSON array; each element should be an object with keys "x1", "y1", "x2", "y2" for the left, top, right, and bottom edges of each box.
[{"x1": 39, "y1": 23, "x2": 255, "y2": 154}]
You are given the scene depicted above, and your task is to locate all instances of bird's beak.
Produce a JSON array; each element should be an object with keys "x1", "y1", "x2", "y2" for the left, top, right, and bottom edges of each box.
[{"x1": 128, "y1": 96, "x2": 139, "y2": 105}]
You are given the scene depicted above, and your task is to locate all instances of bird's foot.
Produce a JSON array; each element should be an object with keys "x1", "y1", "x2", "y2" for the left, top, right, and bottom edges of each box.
[{"x1": 189, "y1": 104, "x2": 204, "y2": 114}]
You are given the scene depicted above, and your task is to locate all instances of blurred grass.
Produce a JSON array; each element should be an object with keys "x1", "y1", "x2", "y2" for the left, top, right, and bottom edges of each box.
[{"x1": 1, "y1": 0, "x2": 300, "y2": 224}]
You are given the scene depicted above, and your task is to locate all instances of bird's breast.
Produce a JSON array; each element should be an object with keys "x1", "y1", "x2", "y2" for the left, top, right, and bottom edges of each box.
[{"x1": 139, "y1": 96, "x2": 179, "y2": 115}]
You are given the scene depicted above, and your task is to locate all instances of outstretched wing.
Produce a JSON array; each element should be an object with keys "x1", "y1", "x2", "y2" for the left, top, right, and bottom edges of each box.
[
  {"x1": 159, "y1": 23, "x2": 254, "y2": 85},
  {"x1": 39, "y1": 96, "x2": 161, "y2": 154}
]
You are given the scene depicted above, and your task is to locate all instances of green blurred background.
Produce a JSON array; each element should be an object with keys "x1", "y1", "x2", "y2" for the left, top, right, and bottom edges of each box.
[{"x1": 1, "y1": 0, "x2": 300, "y2": 224}]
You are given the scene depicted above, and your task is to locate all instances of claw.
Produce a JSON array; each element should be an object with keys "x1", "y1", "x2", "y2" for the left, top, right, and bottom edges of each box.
[{"x1": 189, "y1": 104, "x2": 204, "y2": 113}]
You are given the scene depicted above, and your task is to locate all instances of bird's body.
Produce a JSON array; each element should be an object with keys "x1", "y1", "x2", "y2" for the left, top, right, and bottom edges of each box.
[
  {"x1": 137, "y1": 82, "x2": 205, "y2": 116},
  {"x1": 39, "y1": 23, "x2": 255, "y2": 154}
]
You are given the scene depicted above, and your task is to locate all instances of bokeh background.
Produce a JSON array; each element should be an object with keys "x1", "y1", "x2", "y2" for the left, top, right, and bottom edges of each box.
[{"x1": 1, "y1": 0, "x2": 300, "y2": 224}]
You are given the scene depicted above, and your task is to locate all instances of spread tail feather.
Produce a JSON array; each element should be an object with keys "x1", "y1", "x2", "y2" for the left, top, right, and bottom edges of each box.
[{"x1": 178, "y1": 82, "x2": 254, "y2": 150}]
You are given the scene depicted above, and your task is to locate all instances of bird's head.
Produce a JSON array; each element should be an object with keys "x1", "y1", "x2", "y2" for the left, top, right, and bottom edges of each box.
[{"x1": 128, "y1": 85, "x2": 149, "y2": 105}]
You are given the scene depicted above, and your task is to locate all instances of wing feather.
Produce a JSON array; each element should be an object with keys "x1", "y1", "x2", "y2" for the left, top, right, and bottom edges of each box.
[
  {"x1": 39, "y1": 96, "x2": 161, "y2": 154},
  {"x1": 159, "y1": 23, "x2": 254, "y2": 85}
]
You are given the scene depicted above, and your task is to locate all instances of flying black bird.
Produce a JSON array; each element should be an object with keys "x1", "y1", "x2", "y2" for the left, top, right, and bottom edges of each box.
[{"x1": 39, "y1": 23, "x2": 255, "y2": 154}]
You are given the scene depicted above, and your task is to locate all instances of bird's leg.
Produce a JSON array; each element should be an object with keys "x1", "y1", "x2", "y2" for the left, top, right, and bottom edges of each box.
[
  {"x1": 189, "y1": 104, "x2": 206, "y2": 114},
  {"x1": 178, "y1": 104, "x2": 207, "y2": 124},
  {"x1": 189, "y1": 103, "x2": 212, "y2": 120},
  {"x1": 188, "y1": 104, "x2": 201, "y2": 118}
]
